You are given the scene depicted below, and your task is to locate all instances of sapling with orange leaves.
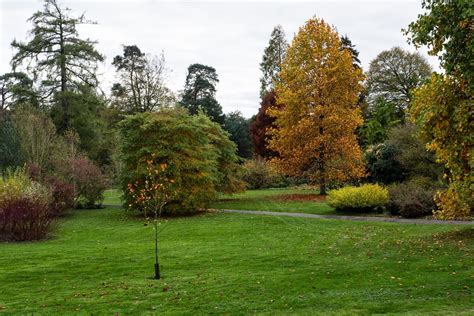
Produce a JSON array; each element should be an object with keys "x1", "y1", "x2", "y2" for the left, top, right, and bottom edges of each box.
[{"x1": 127, "y1": 153, "x2": 178, "y2": 279}]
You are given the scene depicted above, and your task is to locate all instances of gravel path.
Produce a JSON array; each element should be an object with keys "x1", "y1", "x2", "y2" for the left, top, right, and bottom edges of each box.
[{"x1": 218, "y1": 209, "x2": 474, "y2": 225}]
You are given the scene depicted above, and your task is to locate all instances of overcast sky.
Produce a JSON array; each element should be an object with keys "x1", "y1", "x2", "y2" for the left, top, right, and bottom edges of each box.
[{"x1": 1, "y1": 0, "x2": 438, "y2": 117}]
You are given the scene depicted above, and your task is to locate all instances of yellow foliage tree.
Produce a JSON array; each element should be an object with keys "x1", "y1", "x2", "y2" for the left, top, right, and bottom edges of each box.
[
  {"x1": 410, "y1": 74, "x2": 473, "y2": 219},
  {"x1": 268, "y1": 18, "x2": 365, "y2": 194}
]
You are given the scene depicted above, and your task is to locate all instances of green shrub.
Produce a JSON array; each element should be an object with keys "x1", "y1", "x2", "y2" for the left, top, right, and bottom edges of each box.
[
  {"x1": 365, "y1": 143, "x2": 405, "y2": 184},
  {"x1": 389, "y1": 177, "x2": 442, "y2": 218},
  {"x1": 242, "y1": 158, "x2": 288, "y2": 189},
  {"x1": 327, "y1": 184, "x2": 389, "y2": 212},
  {"x1": 119, "y1": 108, "x2": 243, "y2": 215}
]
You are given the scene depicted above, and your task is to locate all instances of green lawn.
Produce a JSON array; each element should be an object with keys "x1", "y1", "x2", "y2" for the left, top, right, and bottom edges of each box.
[
  {"x1": 103, "y1": 188, "x2": 336, "y2": 215},
  {"x1": 0, "y1": 207, "x2": 472, "y2": 314},
  {"x1": 211, "y1": 187, "x2": 336, "y2": 214},
  {"x1": 103, "y1": 189, "x2": 122, "y2": 206}
]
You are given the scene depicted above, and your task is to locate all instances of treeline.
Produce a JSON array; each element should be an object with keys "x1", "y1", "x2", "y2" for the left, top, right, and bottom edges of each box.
[{"x1": 1, "y1": 0, "x2": 472, "y2": 228}]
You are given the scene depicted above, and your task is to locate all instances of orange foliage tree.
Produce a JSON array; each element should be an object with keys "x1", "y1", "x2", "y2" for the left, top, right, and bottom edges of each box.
[
  {"x1": 127, "y1": 153, "x2": 177, "y2": 279},
  {"x1": 268, "y1": 18, "x2": 365, "y2": 194}
]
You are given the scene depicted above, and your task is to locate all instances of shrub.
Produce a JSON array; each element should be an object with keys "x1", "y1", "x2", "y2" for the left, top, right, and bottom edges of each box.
[
  {"x1": 48, "y1": 179, "x2": 75, "y2": 217},
  {"x1": 0, "y1": 169, "x2": 31, "y2": 205},
  {"x1": 389, "y1": 177, "x2": 443, "y2": 218},
  {"x1": 327, "y1": 184, "x2": 389, "y2": 212},
  {"x1": 119, "y1": 108, "x2": 243, "y2": 215},
  {"x1": 0, "y1": 197, "x2": 52, "y2": 241},
  {"x1": 385, "y1": 123, "x2": 442, "y2": 181},
  {"x1": 0, "y1": 169, "x2": 53, "y2": 241},
  {"x1": 365, "y1": 143, "x2": 405, "y2": 184},
  {"x1": 70, "y1": 157, "x2": 108, "y2": 208},
  {"x1": 242, "y1": 158, "x2": 288, "y2": 189}
]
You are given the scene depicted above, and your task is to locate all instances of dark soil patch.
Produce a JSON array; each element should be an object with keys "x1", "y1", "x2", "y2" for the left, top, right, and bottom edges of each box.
[{"x1": 271, "y1": 194, "x2": 326, "y2": 202}]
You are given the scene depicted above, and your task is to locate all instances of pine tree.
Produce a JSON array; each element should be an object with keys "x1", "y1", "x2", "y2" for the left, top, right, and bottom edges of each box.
[
  {"x1": 340, "y1": 35, "x2": 361, "y2": 69},
  {"x1": 180, "y1": 63, "x2": 224, "y2": 125}
]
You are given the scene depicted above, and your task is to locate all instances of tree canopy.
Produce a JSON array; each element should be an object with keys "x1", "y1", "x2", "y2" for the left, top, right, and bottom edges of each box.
[
  {"x1": 118, "y1": 108, "x2": 243, "y2": 214},
  {"x1": 249, "y1": 90, "x2": 279, "y2": 158},
  {"x1": 405, "y1": 0, "x2": 474, "y2": 93},
  {"x1": 180, "y1": 63, "x2": 224, "y2": 124},
  {"x1": 407, "y1": 0, "x2": 473, "y2": 219},
  {"x1": 259, "y1": 25, "x2": 288, "y2": 99},
  {"x1": 10, "y1": 0, "x2": 104, "y2": 131},
  {"x1": 111, "y1": 45, "x2": 174, "y2": 113},
  {"x1": 366, "y1": 47, "x2": 432, "y2": 119},
  {"x1": 223, "y1": 111, "x2": 253, "y2": 159},
  {"x1": 269, "y1": 18, "x2": 365, "y2": 194}
]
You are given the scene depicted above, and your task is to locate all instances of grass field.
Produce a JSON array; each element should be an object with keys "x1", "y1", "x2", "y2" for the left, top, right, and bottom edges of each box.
[
  {"x1": 0, "y1": 206, "x2": 473, "y2": 314},
  {"x1": 105, "y1": 188, "x2": 337, "y2": 215},
  {"x1": 211, "y1": 187, "x2": 337, "y2": 214}
]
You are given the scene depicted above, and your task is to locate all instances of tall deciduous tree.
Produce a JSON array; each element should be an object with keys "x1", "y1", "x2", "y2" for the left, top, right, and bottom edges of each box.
[
  {"x1": 10, "y1": 0, "x2": 104, "y2": 131},
  {"x1": 249, "y1": 90, "x2": 279, "y2": 158},
  {"x1": 259, "y1": 25, "x2": 288, "y2": 98},
  {"x1": 268, "y1": 18, "x2": 365, "y2": 194},
  {"x1": 406, "y1": 0, "x2": 473, "y2": 219},
  {"x1": 405, "y1": 0, "x2": 473, "y2": 92},
  {"x1": 180, "y1": 63, "x2": 224, "y2": 124},
  {"x1": 112, "y1": 45, "x2": 174, "y2": 113},
  {"x1": 366, "y1": 47, "x2": 432, "y2": 119}
]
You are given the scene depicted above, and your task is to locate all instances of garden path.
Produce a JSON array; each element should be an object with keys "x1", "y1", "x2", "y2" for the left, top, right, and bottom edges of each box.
[
  {"x1": 103, "y1": 204, "x2": 472, "y2": 225},
  {"x1": 219, "y1": 209, "x2": 473, "y2": 225}
]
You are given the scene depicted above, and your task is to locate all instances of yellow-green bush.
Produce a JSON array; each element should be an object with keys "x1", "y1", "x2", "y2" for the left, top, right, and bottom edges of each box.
[
  {"x1": 0, "y1": 169, "x2": 31, "y2": 205},
  {"x1": 327, "y1": 184, "x2": 389, "y2": 212}
]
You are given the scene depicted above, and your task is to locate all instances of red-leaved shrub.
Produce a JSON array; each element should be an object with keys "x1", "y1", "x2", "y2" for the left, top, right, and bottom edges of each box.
[
  {"x1": 49, "y1": 179, "x2": 75, "y2": 217},
  {"x1": 0, "y1": 197, "x2": 52, "y2": 241},
  {"x1": 71, "y1": 157, "x2": 107, "y2": 208}
]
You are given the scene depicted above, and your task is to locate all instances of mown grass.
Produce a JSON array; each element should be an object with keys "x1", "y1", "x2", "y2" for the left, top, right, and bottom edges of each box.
[
  {"x1": 104, "y1": 187, "x2": 335, "y2": 215},
  {"x1": 0, "y1": 207, "x2": 472, "y2": 314},
  {"x1": 211, "y1": 187, "x2": 336, "y2": 215}
]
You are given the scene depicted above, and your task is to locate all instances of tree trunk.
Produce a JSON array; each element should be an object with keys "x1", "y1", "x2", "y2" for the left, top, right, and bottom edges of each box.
[{"x1": 319, "y1": 115, "x2": 326, "y2": 195}]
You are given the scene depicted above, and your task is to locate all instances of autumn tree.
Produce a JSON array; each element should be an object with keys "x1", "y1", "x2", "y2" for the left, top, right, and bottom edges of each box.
[
  {"x1": 366, "y1": 47, "x2": 432, "y2": 120},
  {"x1": 268, "y1": 18, "x2": 365, "y2": 194},
  {"x1": 249, "y1": 90, "x2": 279, "y2": 158},
  {"x1": 10, "y1": 0, "x2": 104, "y2": 132},
  {"x1": 180, "y1": 63, "x2": 224, "y2": 124},
  {"x1": 127, "y1": 156, "x2": 178, "y2": 279},
  {"x1": 112, "y1": 45, "x2": 174, "y2": 113},
  {"x1": 259, "y1": 25, "x2": 288, "y2": 98},
  {"x1": 406, "y1": 0, "x2": 473, "y2": 219},
  {"x1": 119, "y1": 108, "x2": 242, "y2": 215}
]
